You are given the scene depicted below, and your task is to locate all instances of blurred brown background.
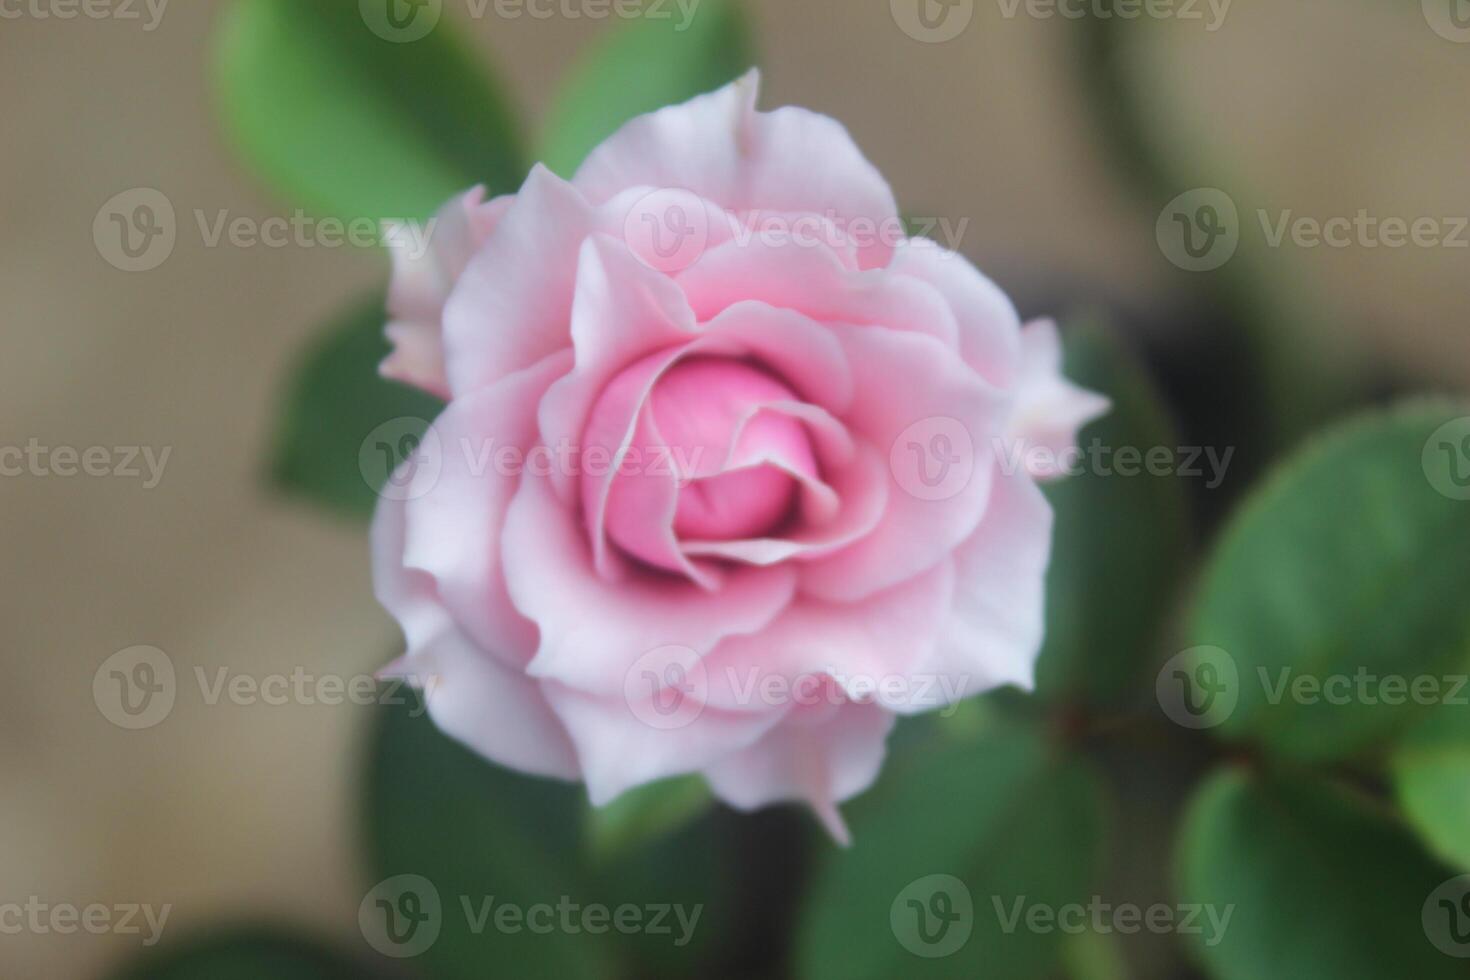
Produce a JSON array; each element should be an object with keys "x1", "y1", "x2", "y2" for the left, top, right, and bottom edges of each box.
[{"x1": 2, "y1": 0, "x2": 1467, "y2": 975}]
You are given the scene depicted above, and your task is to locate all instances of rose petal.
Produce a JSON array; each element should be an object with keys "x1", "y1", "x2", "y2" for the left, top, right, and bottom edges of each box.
[
  {"x1": 382, "y1": 186, "x2": 511, "y2": 397},
  {"x1": 800, "y1": 326, "x2": 1004, "y2": 602},
  {"x1": 398, "y1": 352, "x2": 572, "y2": 667},
  {"x1": 888, "y1": 236, "x2": 1023, "y2": 388},
  {"x1": 573, "y1": 71, "x2": 900, "y2": 269},
  {"x1": 544, "y1": 683, "x2": 786, "y2": 805},
  {"x1": 503, "y1": 471, "x2": 798, "y2": 696},
  {"x1": 372, "y1": 464, "x2": 579, "y2": 780},
  {"x1": 1005, "y1": 319, "x2": 1113, "y2": 481},
  {"x1": 703, "y1": 697, "x2": 896, "y2": 845},
  {"x1": 908, "y1": 466, "x2": 1055, "y2": 705},
  {"x1": 677, "y1": 238, "x2": 959, "y2": 351},
  {"x1": 441, "y1": 166, "x2": 599, "y2": 397},
  {"x1": 699, "y1": 558, "x2": 955, "y2": 713}
]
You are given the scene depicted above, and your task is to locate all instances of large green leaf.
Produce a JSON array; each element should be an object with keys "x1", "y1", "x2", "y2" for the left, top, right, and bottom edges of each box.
[
  {"x1": 1176, "y1": 767, "x2": 1464, "y2": 980},
  {"x1": 1393, "y1": 701, "x2": 1470, "y2": 872},
  {"x1": 1186, "y1": 401, "x2": 1470, "y2": 761},
  {"x1": 267, "y1": 294, "x2": 443, "y2": 519},
  {"x1": 108, "y1": 930, "x2": 385, "y2": 980},
  {"x1": 363, "y1": 696, "x2": 729, "y2": 979},
  {"x1": 796, "y1": 724, "x2": 1106, "y2": 980},
  {"x1": 364, "y1": 696, "x2": 610, "y2": 978},
  {"x1": 538, "y1": 0, "x2": 753, "y2": 176},
  {"x1": 1035, "y1": 316, "x2": 1193, "y2": 707},
  {"x1": 215, "y1": 0, "x2": 526, "y2": 222}
]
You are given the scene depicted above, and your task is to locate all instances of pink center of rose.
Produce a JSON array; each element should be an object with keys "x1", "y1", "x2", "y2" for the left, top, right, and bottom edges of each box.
[{"x1": 583, "y1": 357, "x2": 818, "y2": 572}]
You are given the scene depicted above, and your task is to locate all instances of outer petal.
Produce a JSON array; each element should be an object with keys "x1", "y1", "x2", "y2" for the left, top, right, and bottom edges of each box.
[
  {"x1": 502, "y1": 471, "x2": 798, "y2": 696},
  {"x1": 441, "y1": 166, "x2": 598, "y2": 397},
  {"x1": 399, "y1": 351, "x2": 572, "y2": 666},
  {"x1": 543, "y1": 684, "x2": 786, "y2": 806},
  {"x1": 1005, "y1": 319, "x2": 1112, "y2": 481},
  {"x1": 908, "y1": 466, "x2": 1054, "y2": 704},
  {"x1": 573, "y1": 71, "x2": 901, "y2": 269},
  {"x1": 382, "y1": 187, "x2": 511, "y2": 397},
  {"x1": 888, "y1": 237, "x2": 1023, "y2": 389},
  {"x1": 371, "y1": 474, "x2": 579, "y2": 779},
  {"x1": 703, "y1": 697, "x2": 896, "y2": 846},
  {"x1": 699, "y1": 558, "x2": 955, "y2": 713}
]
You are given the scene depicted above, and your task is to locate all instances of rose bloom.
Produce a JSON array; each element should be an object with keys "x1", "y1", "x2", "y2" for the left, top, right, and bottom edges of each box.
[{"x1": 372, "y1": 72, "x2": 1107, "y2": 842}]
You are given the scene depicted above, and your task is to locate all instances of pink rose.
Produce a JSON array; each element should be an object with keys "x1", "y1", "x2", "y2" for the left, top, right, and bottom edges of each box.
[{"x1": 372, "y1": 72, "x2": 1107, "y2": 843}]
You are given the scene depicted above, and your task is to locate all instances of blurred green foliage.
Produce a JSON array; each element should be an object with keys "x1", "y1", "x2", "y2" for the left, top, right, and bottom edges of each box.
[{"x1": 118, "y1": 2, "x2": 1470, "y2": 979}]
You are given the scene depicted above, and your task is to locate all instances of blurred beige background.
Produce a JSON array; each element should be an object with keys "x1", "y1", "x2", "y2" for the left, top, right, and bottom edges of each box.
[{"x1": 2, "y1": 0, "x2": 1467, "y2": 975}]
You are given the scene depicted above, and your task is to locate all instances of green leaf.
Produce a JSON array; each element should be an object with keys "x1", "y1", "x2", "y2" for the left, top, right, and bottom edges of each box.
[
  {"x1": 538, "y1": 0, "x2": 753, "y2": 177},
  {"x1": 1393, "y1": 701, "x2": 1470, "y2": 871},
  {"x1": 1035, "y1": 315, "x2": 1193, "y2": 707},
  {"x1": 796, "y1": 724, "x2": 1106, "y2": 980},
  {"x1": 267, "y1": 294, "x2": 443, "y2": 519},
  {"x1": 1187, "y1": 401, "x2": 1470, "y2": 761},
  {"x1": 108, "y1": 930, "x2": 384, "y2": 980},
  {"x1": 364, "y1": 696, "x2": 732, "y2": 978},
  {"x1": 215, "y1": 0, "x2": 526, "y2": 222},
  {"x1": 1176, "y1": 767, "x2": 1464, "y2": 980},
  {"x1": 587, "y1": 774, "x2": 712, "y2": 862},
  {"x1": 364, "y1": 696, "x2": 611, "y2": 979}
]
